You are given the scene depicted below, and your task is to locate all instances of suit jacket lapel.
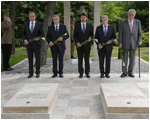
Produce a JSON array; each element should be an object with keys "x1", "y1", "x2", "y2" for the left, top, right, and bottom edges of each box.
[
  {"x1": 106, "y1": 25, "x2": 110, "y2": 37},
  {"x1": 132, "y1": 20, "x2": 136, "y2": 33},
  {"x1": 80, "y1": 23, "x2": 84, "y2": 34},
  {"x1": 85, "y1": 23, "x2": 88, "y2": 34},
  {"x1": 101, "y1": 25, "x2": 105, "y2": 37},
  {"x1": 126, "y1": 19, "x2": 131, "y2": 33},
  {"x1": 28, "y1": 21, "x2": 31, "y2": 33}
]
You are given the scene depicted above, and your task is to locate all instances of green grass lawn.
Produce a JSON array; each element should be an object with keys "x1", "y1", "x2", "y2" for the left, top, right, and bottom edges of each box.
[{"x1": 1, "y1": 46, "x2": 149, "y2": 71}]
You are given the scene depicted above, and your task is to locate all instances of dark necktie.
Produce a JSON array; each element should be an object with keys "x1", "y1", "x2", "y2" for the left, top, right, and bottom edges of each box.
[
  {"x1": 104, "y1": 26, "x2": 107, "y2": 37},
  {"x1": 83, "y1": 24, "x2": 85, "y2": 34},
  {"x1": 31, "y1": 22, "x2": 34, "y2": 33},
  {"x1": 56, "y1": 26, "x2": 58, "y2": 35}
]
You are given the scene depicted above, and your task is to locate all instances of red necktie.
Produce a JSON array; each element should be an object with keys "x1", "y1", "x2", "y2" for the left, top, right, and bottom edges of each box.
[
  {"x1": 31, "y1": 22, "x2": 34, "y2": 33},
  {"x1": 130, "y1": 21, "x2": 133, "y2": 33}
]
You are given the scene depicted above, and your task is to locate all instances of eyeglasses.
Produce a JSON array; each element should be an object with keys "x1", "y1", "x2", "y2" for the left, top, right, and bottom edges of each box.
[{"x1": 129, "y1": 14, "x2": 135, "y2": 16}]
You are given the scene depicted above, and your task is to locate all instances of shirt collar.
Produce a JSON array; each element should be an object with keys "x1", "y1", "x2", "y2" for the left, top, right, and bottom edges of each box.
[
  {"x1": 30, "y1": 21, "x2": 36, "y2": 24},
  {"x1": 128, "y1": 19, "x2": 134, "y2": 23},
  {"x1": 81, "y1": 22, "x2": 86, "y2": 25},
  {"x1": 54, "y1": 24, "x2": 59, "y2": 27},
  {"x1": 103, "y1": 24, "x2": 108, "y2": 27}
]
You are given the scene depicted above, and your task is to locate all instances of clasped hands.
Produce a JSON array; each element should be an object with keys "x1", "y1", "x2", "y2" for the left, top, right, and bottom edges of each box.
[
  {"x1": 98, "y1": 40, "x2": 112, "y2": 49},
  {"x1": 77, "y1": 37, "x2": 92, "y2": 48},
  {"x1": 24, "y1": 38, "x2": 39, "y2": 45},
  {"x1": 49, "y1": 37, "x2": 63, "y2": 46}
]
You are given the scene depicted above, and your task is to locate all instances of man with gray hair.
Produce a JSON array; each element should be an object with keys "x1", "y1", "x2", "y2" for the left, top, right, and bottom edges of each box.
[
  {"x1": 46, "y1": 15, "x2": 69, "y2": 78},
  {"x1": 119, "y1": 9, "x2": 142, "y2": 77},
  {"x1": 95, "y1": 15, "x2": 116, "y2": 78}
]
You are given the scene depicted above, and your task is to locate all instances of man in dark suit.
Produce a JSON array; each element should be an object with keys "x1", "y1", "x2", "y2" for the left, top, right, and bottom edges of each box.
[
  {"x1": 46, "y1": 15, "x2": 69, "y2": 78},
  {"x1": 74, "y1": 13, "x2": 93, "y2": 78},
  {"x1": 95, "y1": 15, "x2": 116, "y2": 78},
  {"x1": 22, "y1": 12, "x2": 44, "y2": 78}
]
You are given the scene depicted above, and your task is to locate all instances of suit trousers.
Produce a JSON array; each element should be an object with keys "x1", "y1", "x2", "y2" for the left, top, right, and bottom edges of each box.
[
  {"x1": 51, "y1": 46, "x2": 64, "y2": 75},
  {"x1": 26, "y1": 42, "x2": 40, "y2": 75},
  {"x1": 77, "y1": 46, "x2": 90, "y2": 75},
  {"x1": 122, "y1": 46, "x2": 136, "y2": 74},
  {"x1": 2, "y1": 44, "x2": 12, "y2": 70},
  {"x1": 98, "y1": 46, "x2": 112, "y2": 75},
  {"x1": 71, "y1": 41, "x2": 75, "y2": 56}
]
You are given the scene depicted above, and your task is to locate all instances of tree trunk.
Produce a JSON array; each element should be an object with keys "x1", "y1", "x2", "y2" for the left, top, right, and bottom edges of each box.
[
  {"x1": 9, "y1": 1, "x2": 18, "y2": 54},
  {"x1": 40, "y1": 1, "x2": 56, "y2": 66}
]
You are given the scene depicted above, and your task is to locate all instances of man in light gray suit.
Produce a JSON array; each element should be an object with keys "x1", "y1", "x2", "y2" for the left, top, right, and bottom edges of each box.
[{"x1": 119, "y1": 9, "x2": 142, "y2": 78}]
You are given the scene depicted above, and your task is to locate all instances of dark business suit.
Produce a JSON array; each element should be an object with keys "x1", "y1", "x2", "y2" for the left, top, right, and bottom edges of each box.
[
  {"x1": 74, "y1": 22, "x2": 93, "y2": 75},
  {"x1": 22, "y1": 21, "x2": 44, "y2": 75},
  {"x1": 95, "y1": 24, "x2": 116, "y2": 75},
  {"x1": 46, "y1": 24, "x2": 69, "y2": 75}
]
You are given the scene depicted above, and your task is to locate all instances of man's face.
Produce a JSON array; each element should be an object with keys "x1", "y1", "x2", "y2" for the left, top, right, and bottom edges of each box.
[
  {"x1": 53, "y1": 16, "x2": 59, "y2": 25},
  {"x1": 71, "y1": 20, "x2": 75, "y2": 25},
  {"x1": 29, "y1": 13, "x2": 36, "y2": 22},
  {"x1": 102, "y1": 17, "x2": 108, "y2": 26},
  {"x1": 80, "y1": 15, "x2": 87, "y2": 23},
  {"x1": 128, "y1": 11, "x2": 135, "y2": 21},
  {"x1": 3, "y1": 16, "x2": 8, "y2": 21}
]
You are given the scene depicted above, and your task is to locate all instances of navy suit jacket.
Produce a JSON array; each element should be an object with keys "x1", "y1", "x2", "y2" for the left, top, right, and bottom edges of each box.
[
  {"x1": 95, "y1": 24, "x2": 116, "y2": 50},
  {"x1": 46, "y1": 24, "x2": 69, "y2": 51}
]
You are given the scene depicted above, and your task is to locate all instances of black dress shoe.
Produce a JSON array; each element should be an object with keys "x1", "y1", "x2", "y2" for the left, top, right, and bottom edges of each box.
[
  {"x1": 28, "y1": 74, "x2": 33, "y2": 78},
  {"x1": 121, "y1": 73, "x2": 127, "y2": 78},
  {"x1": 52, "y1": 74, "x2": 57, "y2": 78},
  {"x1": 71, "y1": 56, "x2": 76, "y2": 59},
  {"x1": 105, "y1": 74, "x2": 110, "y2": 78},
  {"x1": 59, "y1": 74, "x2": 64, "y2": 78},
  {"x1": 36, "y1": 74, "x2": 40, "y2": 78},
  {"x1": 9, "y1": 68, "x2": 14, "y2": 70},
  {"x1": 86, "y1": 74, "x2": 90, "y2": 78},
  {"x1": 4, "y1": 68, "x2": 12, "y2": 71},
  {"x1": 79, "y1": 74, "x2": 83, "y2": 78},
  {"x1": 128, "y1": 73, "x2": 135, "y2": 77},
  {"x1": 100, "y1": 74, "x2": 104, "y2": 78}
]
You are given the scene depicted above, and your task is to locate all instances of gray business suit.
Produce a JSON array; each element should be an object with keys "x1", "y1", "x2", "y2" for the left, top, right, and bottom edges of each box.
[{"x1": 118, "y1": 19, "x2": 142, "y2": 74}]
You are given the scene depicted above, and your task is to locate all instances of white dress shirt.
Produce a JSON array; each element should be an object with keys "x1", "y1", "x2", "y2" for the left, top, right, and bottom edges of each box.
[
  {"x1": 128, "y1": 19, "x2": 134, "y2": 28},
  {"x1": 81, "y1": 22, "x2": 86, "y2": 31},
  {"x1": 29, "y1": 21, "x2": 36, "y2": 31},
  {"x1": 103, "y1": 24, "x2": 108, "y2": 33},
  {"x1": 54, "y1": 24, "x2": 60, "y2": 31}
]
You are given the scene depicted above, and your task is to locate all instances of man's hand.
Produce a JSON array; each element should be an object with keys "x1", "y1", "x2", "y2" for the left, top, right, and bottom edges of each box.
[
  {"x1": 49, "y1": 42, "x2": 54, "y2": 46},
  {"x1": 77, "y1": 42, "x2": 81, "y2": 48},
  {"x1": 98, "y1": 43, "x2": 103, "y2": 49},
  {"x1": 106, "y1": 40, "x2": 112, "y2": 44},
  {"x1": 88, "y1": 37, "x2": 91, "y2": 42},
  {"x1": 24, "y1": 40, "x2": 28, "y2": 45},
  {"x1": 58, "y1": 37, "x2": 63, "y2": 41},
  {"x1": 7, "y1": 17, "x2": 11, "y2": 21},
  {"x1": 138, "y1": 42, "x2": 142, "y2": 46},
  {"x1": 34, "y1": 38, "x2": 39, "y2": 41},
  {"x1": 119, "y1": 44, "x2": 122, "y2": 49}
]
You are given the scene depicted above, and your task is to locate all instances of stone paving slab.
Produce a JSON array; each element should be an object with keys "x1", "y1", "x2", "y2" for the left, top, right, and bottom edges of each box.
[
  {"x1": 1, "y1": 58, "x2": 149, "y2": 119},
  {"x1": 2, "y1": 57, "x2": 149, "y2": 75},
  {"x1": 1, "y1": 72, "x2": 149, "y2": 119}
]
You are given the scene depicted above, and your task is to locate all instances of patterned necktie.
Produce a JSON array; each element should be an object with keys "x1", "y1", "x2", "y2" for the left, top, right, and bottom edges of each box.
[
  {"x1": 130, "y1": 21, "x2": 133, "y2": 32},
  {"x1": 104, "y1": 26, "x2": 107, "y2": 37},
  {"x1": 31, "y1": 22, "x2": 34, "y2": 33},
  {"x1": 56, "y1": 26, "x2": 58, "y2": 35},
  {"x1": 83, "y1": 23, "x2": 85, "y2": 34}
]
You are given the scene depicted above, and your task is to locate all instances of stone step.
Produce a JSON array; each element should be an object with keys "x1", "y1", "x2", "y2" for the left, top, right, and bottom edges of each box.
[
  {"x1": 100, "y1": 83, "x2": 149, "y2": 119},
  {"x1": 2, "y1": 83, "x2": 59, "y2": 119}
]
